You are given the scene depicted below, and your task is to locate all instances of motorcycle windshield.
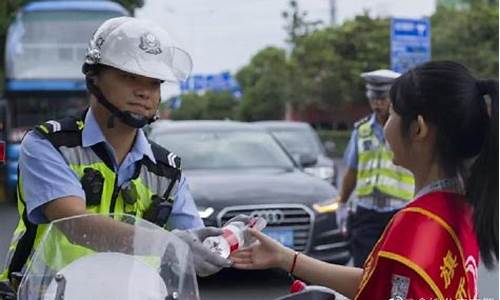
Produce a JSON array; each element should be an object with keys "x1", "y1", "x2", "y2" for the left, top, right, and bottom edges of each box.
[{"x1": 17, "y1": 214, "x2": 199, "y2": 300}]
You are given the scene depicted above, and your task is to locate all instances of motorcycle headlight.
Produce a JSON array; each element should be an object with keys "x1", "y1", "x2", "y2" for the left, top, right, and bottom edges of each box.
[
  {"x1": 313, "y1": 198, "x2": 339, "y2": 214},
  {"x1": 304, "y1": 166, "x2": 334, "y2": 181},
  {"x1": 198, "y1": 207, "x2": 214, "y2": 219}
]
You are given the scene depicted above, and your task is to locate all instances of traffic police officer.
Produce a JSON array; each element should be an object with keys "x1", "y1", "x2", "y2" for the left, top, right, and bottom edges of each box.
[
  {"x1": 336, "y1": 69, "x2": 415, "y2": 267},
  {"x1": 0, "y1": 17, "x2": 230, "y2": 291}
]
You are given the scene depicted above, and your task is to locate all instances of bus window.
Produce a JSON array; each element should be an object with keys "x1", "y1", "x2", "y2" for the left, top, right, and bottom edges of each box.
[{"x1": 6, "y1": 10, "x2": 123, "y2": 80}]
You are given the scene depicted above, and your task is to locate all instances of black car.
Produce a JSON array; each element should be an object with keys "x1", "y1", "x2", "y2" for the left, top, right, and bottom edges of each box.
[
  {"x1": 254, "y1": 121, "x2": 338, "y2": 187},
  {"x1": 149, "y1": 121, "x2": 350, "y2": 264}
]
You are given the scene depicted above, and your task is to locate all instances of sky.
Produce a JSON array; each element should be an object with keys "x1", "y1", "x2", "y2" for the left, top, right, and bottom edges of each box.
[
  {"x1": 136, "y1": 0, "x2": 436, "y2": 76},
  {"x1": 136, "y1": 0, "x2": 437, "y2": 99}
]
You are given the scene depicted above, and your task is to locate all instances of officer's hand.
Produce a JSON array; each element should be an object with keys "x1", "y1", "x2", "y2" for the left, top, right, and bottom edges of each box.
[
  {"x1": 173, "y1": 228, "x2": 232, "y2": 277},
  {"x1": 336, "y1": 201, "x2": 349, "y2": 235}
]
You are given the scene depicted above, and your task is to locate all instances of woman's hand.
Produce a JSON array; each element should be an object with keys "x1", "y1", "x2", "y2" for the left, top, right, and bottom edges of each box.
[{"x1": 230, "y1": 228, "x2": 294, "y2": 271}]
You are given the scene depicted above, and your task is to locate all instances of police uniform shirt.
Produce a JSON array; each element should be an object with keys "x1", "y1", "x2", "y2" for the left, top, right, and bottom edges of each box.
[
  {"x1": 343, "y1": 113, "x2": 385, "y2": 169},
  {"x1": 343, "y1": 113, "x2": 408, "y2": 212},
  {"x1": 19, "y1": 108, "x2": 204, "y2": 229}
]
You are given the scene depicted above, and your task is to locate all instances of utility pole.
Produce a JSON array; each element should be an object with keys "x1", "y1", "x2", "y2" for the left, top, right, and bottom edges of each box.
[{"x1": 329, "y1": 0, "x2": 337, "y2": 25}]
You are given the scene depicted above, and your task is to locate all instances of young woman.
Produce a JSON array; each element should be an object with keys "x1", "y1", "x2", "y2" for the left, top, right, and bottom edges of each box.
[{"x1": 231, "y1": 61, "x2": 498, "y2": 300}]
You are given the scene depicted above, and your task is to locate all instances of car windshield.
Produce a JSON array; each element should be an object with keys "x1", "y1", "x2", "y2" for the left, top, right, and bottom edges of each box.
[
  {"x1": 153, "y1": 130, "x2": 295, "y2": 170},
  {"x1": 270, "y1": 129, "x2": 324, "y2": 157}
]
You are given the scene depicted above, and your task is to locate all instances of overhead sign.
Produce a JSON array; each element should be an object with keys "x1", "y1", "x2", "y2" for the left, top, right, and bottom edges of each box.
[
  {"x1": 180, "y1": 71, "x2": 241, "y2": 97},
  {"x1": 391, "y1": 18, "x2": 431, "y2": 73}
]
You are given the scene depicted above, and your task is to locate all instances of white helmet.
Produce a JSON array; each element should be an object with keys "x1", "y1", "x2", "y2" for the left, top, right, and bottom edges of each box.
[
  {"x1": 361, "y1": 69, "x2": 401, "y2": 99},
  {"x1": 84, "y1": 16, "x2": 192, "y2": 83}
]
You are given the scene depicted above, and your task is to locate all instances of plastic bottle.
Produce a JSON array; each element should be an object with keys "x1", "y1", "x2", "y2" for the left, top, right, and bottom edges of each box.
[{"x1": 203, "y1": 217, "x2": 267, "y2": 258}]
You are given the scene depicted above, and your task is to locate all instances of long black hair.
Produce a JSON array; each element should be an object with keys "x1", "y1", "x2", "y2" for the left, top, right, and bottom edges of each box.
[{"x1": 389, "y1": 61, "x2": 498, "y2": 268}]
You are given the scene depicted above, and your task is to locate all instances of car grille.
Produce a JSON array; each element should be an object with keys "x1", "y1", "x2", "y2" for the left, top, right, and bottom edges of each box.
[{"x1": 218, "y1": 204, "x2": 314, "y2": 252}]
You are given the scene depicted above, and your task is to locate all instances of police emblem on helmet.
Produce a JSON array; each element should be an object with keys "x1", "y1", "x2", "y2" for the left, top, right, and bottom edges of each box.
[
  {"x1": 85, "y1": 37, "x2": 105, "y2": 64},
  {"x1": 139, "y1": 32, "x2": 162, "y2": 55}
]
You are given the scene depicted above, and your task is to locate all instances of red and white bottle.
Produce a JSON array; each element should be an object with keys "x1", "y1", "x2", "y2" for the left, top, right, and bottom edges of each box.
[{"x1": 203, "y1": 217, "x2": 267, "y2": 258}]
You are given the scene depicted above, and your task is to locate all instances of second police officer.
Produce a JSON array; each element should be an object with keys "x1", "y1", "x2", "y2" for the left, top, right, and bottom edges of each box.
[{"x1": 336, "y1": 69, "x2": 415, "y2": 267}]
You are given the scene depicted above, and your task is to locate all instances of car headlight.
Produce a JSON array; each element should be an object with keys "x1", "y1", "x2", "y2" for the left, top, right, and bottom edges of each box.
[
  {"x1": 198, "y1": 207, "x2": 215, "y2": 219},
  {"x1": 313, "y1": 198, "x2": 339, "y2": 213},
  {"x1": 304, "y1": 166, "x2": 334, "y2": 181}
]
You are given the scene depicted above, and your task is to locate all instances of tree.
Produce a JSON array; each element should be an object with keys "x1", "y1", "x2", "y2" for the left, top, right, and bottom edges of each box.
[
  {"x1": 282, "y1": 0, "x2": 322, "y2": 46},
  {"x1": 203, "y1": 92, "x2": 238, "y2": 120},
  {"x1": 291, "y1": 14, "x2": 390, "y2": 111},
  {"x1": 236, "y1": 47, "x2": 292, "y2": 121},
  {"x1": 170, "y1": 93, "x2": 207, "y2": 120},
  {"x1": 170, "y1": 91, "x2": 238, "y2": 120},
  {"x1": 432, "y1": 2, "x2": 498, "y2": 78}
]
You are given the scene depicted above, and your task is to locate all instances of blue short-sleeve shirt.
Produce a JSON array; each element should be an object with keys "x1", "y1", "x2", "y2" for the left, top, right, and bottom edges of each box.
[
  {"x1": 343, "y1": 114, "x2": 386, "y2": 170},
  {"x1": 19, "y1": 109, "x2": 204, "y2": 229}
]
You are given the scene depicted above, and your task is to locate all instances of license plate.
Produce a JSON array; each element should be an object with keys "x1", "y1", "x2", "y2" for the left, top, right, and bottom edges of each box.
[{"x1": 262, "y1": 228, "x2": 294, "y2": 248}]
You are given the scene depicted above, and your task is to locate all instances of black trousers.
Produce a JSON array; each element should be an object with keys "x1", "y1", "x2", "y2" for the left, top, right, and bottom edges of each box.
[{"x1": 348, "y1": 206, "x2": 399, "y2": 268}]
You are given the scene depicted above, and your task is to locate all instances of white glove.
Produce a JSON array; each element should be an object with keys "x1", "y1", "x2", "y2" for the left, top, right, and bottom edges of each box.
[
  {"x1": 223, "y1": 214, "x2": 252, "y2": 226},
  {"x1": 173, "y1": 227, "x2": 232, "y2": 277}
]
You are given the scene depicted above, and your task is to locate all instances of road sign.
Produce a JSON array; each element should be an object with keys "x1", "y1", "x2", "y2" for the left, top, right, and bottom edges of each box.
[
  {"x1": 391, "y1": 18, "x2": 431, "y2": 73},
  {"x1": 179, "y1": 71, "x2": 241, "y2": 97}
]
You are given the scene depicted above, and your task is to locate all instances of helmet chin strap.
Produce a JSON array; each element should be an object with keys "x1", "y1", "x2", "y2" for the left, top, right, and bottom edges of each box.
[{"x1": 86, "y1": 78, "x2": 159, "y2": 129}]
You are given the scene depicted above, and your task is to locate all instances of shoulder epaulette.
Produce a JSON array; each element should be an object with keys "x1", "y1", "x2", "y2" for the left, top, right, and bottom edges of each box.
[
  {"x1": 150, "y1": 141, "x2": 182, "y2": 170},
  {"x1": 33, "y1": 116, "x2": 84, "y2": 148},
  {"x1": 354, "y1": 115, "x2": 371, "y2": 129},
  {"x1": 35, "y1": 116, "x2": 83, "y2": 136}
]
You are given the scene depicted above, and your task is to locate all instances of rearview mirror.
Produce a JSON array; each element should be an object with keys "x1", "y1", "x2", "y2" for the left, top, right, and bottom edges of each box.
[{"x1": 299, "y1": 154, "x2": 317, "y2": 168}]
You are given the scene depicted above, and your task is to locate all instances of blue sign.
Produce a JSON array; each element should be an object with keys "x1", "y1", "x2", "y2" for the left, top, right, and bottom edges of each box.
[
  {"x1": 180, "y1": 71, "x2": 241, "y2": 97},
  {"x1": 391, "y1": 18, "x2": 431, "y2": 73}
]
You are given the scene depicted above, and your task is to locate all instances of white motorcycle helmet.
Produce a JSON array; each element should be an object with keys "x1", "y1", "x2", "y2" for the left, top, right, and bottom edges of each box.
[{"x1": 82, "y1": 17, "x2": 193, "y2": 128}]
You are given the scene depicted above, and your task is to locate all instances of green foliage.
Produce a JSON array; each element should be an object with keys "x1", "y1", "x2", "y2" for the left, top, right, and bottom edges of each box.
[
  {"x1": 282, "y1": 0, "x2": 322, "y2": 46},
  {"x1": 170, "y1": 92, "x2": 238, "y2": 120},
  {"x1": 169, "y1": 93, "x2": 206, "y2": 120},
  {"x1": 316, "y1": 129, "x2": 352, "y2": 157},
  {"x1": 236, "y1": 47, "x2": 292, "y2": 121},
  {"x1": 291, "y1": 14, "x2": 390, "y2": 110},
  {"x1": 236, "y1": 3, "x2": 498, "y2": 121},
  {"x1": 203, "y1": 91, "x2": 238, "y2": 120},
  {"x1": 431, "y1": 2, "x2": 498, "y2": 78}
]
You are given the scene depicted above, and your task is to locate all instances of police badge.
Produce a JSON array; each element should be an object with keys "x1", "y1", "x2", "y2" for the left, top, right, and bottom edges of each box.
[
  {"x1": 85, "y1": 37, "x2": 105, "y2": 64},
  {"x1": 139, "y1": 32, "x2": 162, "y2": 55}
]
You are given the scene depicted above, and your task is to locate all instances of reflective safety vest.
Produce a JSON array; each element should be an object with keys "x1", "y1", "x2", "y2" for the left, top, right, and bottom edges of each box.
[
  {"x1": 355, "y1": 117, "x2": 414, "y2": 201},
  {"x1": 1, "y1": 115, "x2": 182, "y2": 282}
]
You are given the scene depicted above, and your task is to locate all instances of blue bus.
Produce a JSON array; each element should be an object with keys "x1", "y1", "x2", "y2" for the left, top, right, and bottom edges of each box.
[{"x1": 1, "y1": 0, "x2": 128, "y2": 200}]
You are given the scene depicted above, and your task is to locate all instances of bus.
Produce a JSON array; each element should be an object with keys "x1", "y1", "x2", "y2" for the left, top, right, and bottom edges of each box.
[{"x1": 1, "y1": 0, "x2": 129, "y2": 200}]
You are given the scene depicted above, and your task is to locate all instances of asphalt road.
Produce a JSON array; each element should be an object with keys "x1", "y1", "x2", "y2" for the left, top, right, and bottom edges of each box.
[{"x1": 0, "y1": 159, "x2": 498, "y2": 299}]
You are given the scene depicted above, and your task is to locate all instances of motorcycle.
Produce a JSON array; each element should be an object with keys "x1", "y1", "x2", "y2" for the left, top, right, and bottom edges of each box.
[
  {"x1": 0, "y1": 213, "x2": 344, "y2": 300},
  {"x1": 2, "y1": 213, "x2": 199, "y2": 300}
]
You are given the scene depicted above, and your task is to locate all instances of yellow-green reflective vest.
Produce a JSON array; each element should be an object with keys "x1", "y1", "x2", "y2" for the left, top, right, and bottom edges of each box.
[
  {"x1": 355, "y1": 118, "x2": 414, "y2": 200},
  {"x1": 1, "y1": 116, "x2": 182, "y2": 282}
]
